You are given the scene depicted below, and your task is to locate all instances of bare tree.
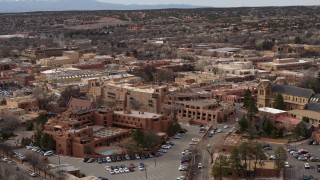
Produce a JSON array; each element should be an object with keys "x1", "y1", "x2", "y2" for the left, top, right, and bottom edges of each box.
[
  {"x1": 25, "y1": 152, "x2": 44, "y2": 173},
  {"x1": 1, "y1": 115, "x2": 19, "y2": 131}
]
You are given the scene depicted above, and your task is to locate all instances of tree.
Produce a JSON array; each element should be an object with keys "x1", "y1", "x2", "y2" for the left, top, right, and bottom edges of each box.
[
  {"x1": 2, "y1": 115, "x2": 19, "y2": 131},
  {"x1": 57, "y1": 86, "x2": 81, "y2": 107},
  {"x1": 36, "y1": 114, "x2": 48, "y2": 126},
  {"x1": 239, "y1": 142, "x2": 250, "y2": 176},
  {"x1": 33, "y1": 123, "x2": 43, "y2": 147},
  {"x1": 153, "y1": 68, "x2": 175, "y2": 85},
  {"x1": 251, "y1": 142, "x2": 267, "y2": 179},
  {"x1": 229, "y1": 148, "x2": 244, "y2": 179},
  {"x1": 25, "y1": 152, "x2": 44, "y2": 173},
  {"x1": 274, "y1": 146, "x2": 288, "y2": 177},
  {"x1": 212, "y1": 155, "x2": 230, "y2": 180},
  {"x1": 141, "y1": 130, "x2": 161, "y2": 150},
  {"x1": 132, "y1": 129, "x2": 144, "y2": 147},
  {"x1": 243, "y1": 89, "x2": 258, "y2": 121},
  {"x1": 262, "y1": 116, "x2": 275, "y2": 136},
  {"x1": 84, "y1": 146, "x2": 92, "y2": 155},
  {"x1": 295, "y1": 36, "x2": 302, "y2": 44},
  {"x1": 238, "y1": 115, "x2": 248, "y2": 132},
  {"x1": 167, "y1": 120, "x2": 181, "y2": 137},
  {"x1": 205, "y1": 144, "x2": 216, "y2": 164},
  {"x1": 293, "y1": 123, "x2": 312, "y2": 139},
  {"x1": 0, "y1": 98, "x2": 6, "y2": 105},
  {"x1": 273, "y1": 94, "x2": 285, "y2": 110},
  {"x1": 21, "y1": 137, "x2": 33, "y2": 146},
  {"x1": 40, "y1": 133, "x2": 56, "y2": 151}
]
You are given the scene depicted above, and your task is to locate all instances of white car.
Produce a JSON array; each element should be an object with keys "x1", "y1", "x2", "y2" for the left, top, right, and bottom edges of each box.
[
  {"x1": 235, "y1": 118, "x2": 239, "y2": 122},
  {"x1": 198, "y1": 163, "x2": 202, "y2": 169},
  {"x1": 105, "y1": 166, "x2": 111, "y2": 171},
  {"x1": 304, "y1": 163, "x2": 310, "y2": 169},
  {"x1": 114, "y1": 169, "x2": 120, "y2": 174},
  {"x1": 285, "y1": 162, "x2": 290, "y2": 168},
  {"x1": 217, "y1": 129, "x2": 222, "y2": 133},
  {"x1": 119, "y1": 168, "x2": 124, "y2": 173},
  {"x1": 138, "y1": 166, "x2": 144, "y2": 171},
  {"x1": 179, "y1": 165, "x2": 188, "y2": 171},
  {"x1": 109, "y1": 170, "x2": 115, "y2": 175},
  {"x1": 29, "y1": 172, "x2": 37, "y2": 177},
  {"x1": 44, "y1": 150, "x2": 54, "y2": 156},
  {"x1": 224, "y1": 125, "x2": 228, "y2": 129},
  {"x1": 124, "y1": 167, "x2": 129, "y2": 173},
  {"x1": 106, "y1": 157, "x2": 112, "y2": 163},
  {"x1": 177, "y1": 176, "x2": 186, "y2": 180},
  {"x1": 135, "y1": 154, "x2": 140, "y2": 159}
]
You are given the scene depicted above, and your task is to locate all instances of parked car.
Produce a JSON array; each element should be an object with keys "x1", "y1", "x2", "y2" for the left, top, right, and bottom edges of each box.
[
  {"x1": 135, "y1": 154, "x2": 140, "y2": 159},
  {"x1": 313, "y1": 141, "x2": 319, "y2": 145},
  {"x1": 317, "y1": 164, "x2": 320, "y2": 172},
  {"x1": 29, "y1": 172, "x2": 38, "y2": 177},
  {"x1": 106, "y1": 156, "x2": 112, "y2": 163},
  {"x1": 179, "y1": 165, "x2": 188, "y2": 171},
  {"x1": 43, "y1": 150, "x2": 54, "y2": 156},
  {"x1": 198, "y1": 163, "x2": 202, "y2": 169},
  {"x1": 177, "y1": 176, "x2": 186, "y2": 180},
  {"x1": 307, "y1": 140, "x2": 314, "y2": 145},
  {"x1": 304, "y1": 163, "x2": 310, "y2": 169},
  {"x1": 138, "y1": 166, "x2": 144, "y2": 171},
  {"x1": 125, "y1": 154, "x2": 131, "y2": 160},
  {"x1": 129, "y1": 163, "x2": 136, "y2": 168},
  {"x1": 87, "y1": 158, "x2": 95, "y2": 163},
  {"x1": 224, "y1": 125, "x2": 228, "y2": 129},
  {"x1": 83, "y1": 157, "x2": 90, "y2": 162},
  {"x1": 284, "y1": 162, "x2": 290, "y2": 168}
]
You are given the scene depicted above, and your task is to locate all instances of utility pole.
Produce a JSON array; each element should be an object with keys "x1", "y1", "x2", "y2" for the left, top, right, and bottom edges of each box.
[{"x1": 145, "y1": 166, "x2": 148, "y2": 179}]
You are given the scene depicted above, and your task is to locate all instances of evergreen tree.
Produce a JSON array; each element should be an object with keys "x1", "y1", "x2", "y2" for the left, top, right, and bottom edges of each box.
[
  {"x1": 274, "y1": 146, "x2": 288, "y2": 177},
  {"x1": 273, "y1": 94, "x2": 285, "y2": 110},
  {"x1": 212, "y1": 155, "x2": 231, "y2": 180},
  {"x1": 238, "y1": 115, "x2": 248, "y2": 132},
  {"x1": 40, "y1": 133, "x2": 56, "y2": 151},
  {"x1": 229, "y1": 148, "x2": 243, "y2": 179},
  {"x1": 262, "y1": 116, "x2": 275, "y2": 136},
  {"x1": 132, "y1": 129, "x2": 144, "y2": 147}
]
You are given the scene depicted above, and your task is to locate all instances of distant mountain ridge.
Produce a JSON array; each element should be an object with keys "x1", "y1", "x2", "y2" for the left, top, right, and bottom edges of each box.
[{"x1": 0, "y1": 0, "x2": 205, "y2": 13}]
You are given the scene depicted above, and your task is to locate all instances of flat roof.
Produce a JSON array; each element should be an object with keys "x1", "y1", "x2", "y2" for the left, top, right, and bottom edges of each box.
[
  {"x1": 258, "y1": 107, "x2": 287, "y2": 114},
  {"x1": 114, "y1": 110, "x2": 163, "y2": 119}
]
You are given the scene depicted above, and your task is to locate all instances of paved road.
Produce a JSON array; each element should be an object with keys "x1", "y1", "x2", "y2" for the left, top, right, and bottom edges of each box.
[{"x1": 193, "y1": 105, "x2": 243, "y2": 180}]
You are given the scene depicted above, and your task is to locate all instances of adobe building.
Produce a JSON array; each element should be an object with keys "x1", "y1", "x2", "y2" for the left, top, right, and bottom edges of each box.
[
  {"x1": 43, "y1": 119, "x2": 130, "y2": 157},
  {"x1": 37, "y1": 51, "x2": 80, "y2": 66},
  {"x1": 6, "y1": 96, "x2": 39, "y2": 111},
  {"x1": 113, "y1": 110, "x2": 170, "y2": 133},
  {"x1": 257, "y1": 58, "x2": 313, "y2": 72},
  {"x1": 271, "y1": 70, "x2": 304, "y2": 86},
  {"x1": 257, "y1": 79, "x2": 313, "y2": 110},
  {"x1": 175, "y1": 99, "x2": 235, "y2": 124}
]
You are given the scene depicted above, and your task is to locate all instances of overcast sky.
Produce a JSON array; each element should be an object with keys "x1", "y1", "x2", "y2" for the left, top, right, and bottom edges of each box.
[{"x1": 99, "y1": 0, "x2": 320, "y2": 7}]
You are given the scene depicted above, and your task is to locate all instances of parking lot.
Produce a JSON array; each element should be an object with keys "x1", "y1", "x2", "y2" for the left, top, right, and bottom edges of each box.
[
  {"x1": 264, "y1": 142, "x2": 320, "y2": 180},
  {"x1": 43, "y1": 123, "x2": 200, "y2": 180}
]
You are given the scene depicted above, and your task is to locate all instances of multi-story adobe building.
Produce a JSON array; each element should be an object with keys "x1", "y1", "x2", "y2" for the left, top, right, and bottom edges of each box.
[
  {"x1": 271, "y1": 70, "x2": 304, "y2": 86},
  {"x1": 257, "y1": 58, "x2": 313, "y2": 72},
  {"x1": 90, "y1": 82, "x2": 169, "y2": 114},
  {"x1": 257, "y1": 79, "x2": 314, "y2": 110},
  {"x1": 37, "y1": 51, "x2": 80, "y2": 66},
  {"x1": 43, "y1": 119, "x2": 131, "y2": 157},
  {"x1": 175, "y1": 99, "x2": 235, "y2": 124},
  {"x1": 237, "y1": 56, "x2": 273, "y2": 66},
  {"x1": 21, "y1": 46, "x2": 70, "y2": 60}
]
